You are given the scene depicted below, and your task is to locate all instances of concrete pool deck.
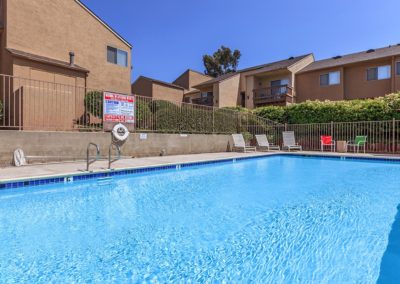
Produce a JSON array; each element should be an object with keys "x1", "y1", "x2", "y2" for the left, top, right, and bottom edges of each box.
[{"x1": 1, "y1": 151, "x2": 400, "y2": 183}]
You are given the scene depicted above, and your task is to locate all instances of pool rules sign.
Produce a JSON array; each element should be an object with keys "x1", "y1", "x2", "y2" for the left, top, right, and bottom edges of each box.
[{"x1": 103, "y1": 92, "x2": 135, "y2": 131}]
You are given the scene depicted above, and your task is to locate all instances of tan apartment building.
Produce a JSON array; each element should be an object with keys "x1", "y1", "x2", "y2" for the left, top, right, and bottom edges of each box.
[
  {"x1": 191, "y1": 54, "x2": 314, "y2": 109},
  {"x1": 0, "y1": 0, "x2": 132, "y2": 129},
  {"x1": 296, "y1": 45, "x2": 400, "y2": 102},
  {"x1": 132, "y1": 69, "x2": 211, "y2": 104}
]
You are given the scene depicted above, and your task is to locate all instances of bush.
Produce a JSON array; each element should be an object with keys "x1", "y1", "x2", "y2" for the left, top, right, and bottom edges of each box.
[
  {"x1": 0, "y1": 100, "x2": 3, "y2": 120},
  {"x1": 254, "y1": 93, "x2": 400, "y2": 124},
  {"x1": 84, "y1": 91, "x2": 103, "y2": 119},
  {"x1": 136, "y1": 100, "x2": 152, "y2": 129}
]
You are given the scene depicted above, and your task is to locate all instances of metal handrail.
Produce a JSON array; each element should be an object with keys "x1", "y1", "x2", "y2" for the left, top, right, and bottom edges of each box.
[
  {"x1": 108, "y1": 143, "x2": 121, "y2": 169},
  {"x1": 87, "y1": 142, "x2": 100, "y2": 171}
]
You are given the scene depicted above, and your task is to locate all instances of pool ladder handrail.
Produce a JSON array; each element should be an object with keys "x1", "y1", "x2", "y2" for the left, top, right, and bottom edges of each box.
[
  {"x1": 87, "y1": 142, "x2": 100, "y2": 171},
  {"x1": 108, "y1": 143, "x2": 121, "y2": 169}
]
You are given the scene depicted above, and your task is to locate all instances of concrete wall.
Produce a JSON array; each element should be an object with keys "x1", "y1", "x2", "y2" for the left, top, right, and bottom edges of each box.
[
  {"x1": 0, "y1": 131, "x2": 232, "y2": 166},
  {"x1": 5, "y1": 0, "x2": 131, "y2": 94}
]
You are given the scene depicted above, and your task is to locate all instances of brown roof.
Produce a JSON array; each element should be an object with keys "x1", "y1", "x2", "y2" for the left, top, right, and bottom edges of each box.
[
  {"x1": 300, "y1": 44, "x2": 400, "y2": 73},
  {"x1": 134, "y1": 76, "x2": 185, "y2": 90},
  {"x1": 7, "y1": 48, "x2": 90, "y2": 73},
  {"x1": 193, "y1": 54, "x2": 311, "y2": 88}
]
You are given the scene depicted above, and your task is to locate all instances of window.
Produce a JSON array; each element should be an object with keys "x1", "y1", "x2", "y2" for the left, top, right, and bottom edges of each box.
[
  {"x1": 320, "y1": 71, "x2": 340, "y2": 86},
  {"x1": 107, "y1": 46, "x2": 128, "y2": 67},
  {"x1": 367, "y1": 65, "x2": 391, "y2": 81},
  {"x1": 397, "y1": 62, "x2": 400, "y2": 76}
]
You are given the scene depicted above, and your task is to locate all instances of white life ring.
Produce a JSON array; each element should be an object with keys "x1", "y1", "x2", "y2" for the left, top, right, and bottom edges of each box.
[
  {"x1": 112, "y1": 123, "x2": 130, "y2": 141},
  {"x1": 13, "y1": 148, "x2": 27, "y2": 167}
]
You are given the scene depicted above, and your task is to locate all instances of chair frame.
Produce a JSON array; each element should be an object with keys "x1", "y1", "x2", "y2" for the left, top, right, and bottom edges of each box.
[
  {"x1": 282, "y1": 131, "x2": 302, "y2": 152},
  {"x1": 347, "y1": 136, "x2": 367, "y2": 153},
  {"x1": 232, "y1": 134, "x2": 257, "y2": 153},
  {"x1": 255, "y1": 135, "x2": 280, "y2": 152},
  {"x1": 320, "y1": 136, "x2": 336, "y2": 152}
]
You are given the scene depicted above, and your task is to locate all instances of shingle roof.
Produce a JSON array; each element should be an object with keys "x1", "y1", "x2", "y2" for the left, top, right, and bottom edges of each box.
[
  {"x1": 134, "y1": 76, "x2": 185, "y2": 90},
  {"x1": 7, "y1": 48, "x2": 90, "y2": 73},
  {"x1": 193, "y1": 54, "x2": 311, "y2": 88},
  {"x1": 300, "y1": 44, "x2": 400, "y2": 73}
]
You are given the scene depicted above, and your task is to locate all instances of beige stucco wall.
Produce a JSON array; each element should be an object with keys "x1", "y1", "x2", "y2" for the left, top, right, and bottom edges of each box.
[
  {"x1": 173, "y1": 70, "x2": 211, "y2": 93},
  {"x1": 296, "y1": 67, "x2": 345, "y2": 102},
  {"x1": 131, "y1": 77, "x2": 153, "y2": 97},
  {"x1": 217, "y1": 74, "x2": 240, "y2": 107},
  {"x1": 152, "y1": 83, "x2": 184, "y2": 103},
  {"x1": 296, "y1": 58, "x2": 396, "y2": 102},
  {"x1": 5, "y1": 0, "x2": 131, "y2": 94},
  {"x1": 0, "y1": 131, "x2": 232, "y2": 166}
]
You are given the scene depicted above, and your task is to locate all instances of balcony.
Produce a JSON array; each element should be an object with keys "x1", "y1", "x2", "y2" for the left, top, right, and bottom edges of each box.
[
  {"x1": 253, "y1": 85, "x2": 294, "y2": 106},
  {"x1": 191, "y1": 96, "x2": 214, "y2": 107}
]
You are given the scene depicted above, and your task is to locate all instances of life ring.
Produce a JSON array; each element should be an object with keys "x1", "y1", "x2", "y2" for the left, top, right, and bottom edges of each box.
[{"x1": 112, "y1": 123, "x2": 130, "y2": 142}]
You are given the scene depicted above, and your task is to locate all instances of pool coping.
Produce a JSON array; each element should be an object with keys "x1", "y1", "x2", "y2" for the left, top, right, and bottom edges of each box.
[{"x1": 1, "y1": 151, "x2": 400, "y2": 189}]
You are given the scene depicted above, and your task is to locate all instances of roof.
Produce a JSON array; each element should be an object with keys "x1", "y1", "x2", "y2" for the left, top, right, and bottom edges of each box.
[
  {"x1": 7, "y1": 48, "x2": 90, "y2": 73},
  {"x1": 75, "y1": 0, "x2": 132, "y2": 49},
  {"x1": 133, "y1": 76, "x2": 185, "y2": 90},
  {"x1": 300, "y1": 44, "x2": 400, "y2": 73},
  {"x1": 193, "y1": 54, "x2": 311, "y2": 88}
]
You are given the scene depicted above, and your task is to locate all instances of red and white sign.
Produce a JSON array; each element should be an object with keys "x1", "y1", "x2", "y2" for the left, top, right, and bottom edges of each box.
[{"x1": 103, "y1": 92, "x2": 135, "y2": 124}]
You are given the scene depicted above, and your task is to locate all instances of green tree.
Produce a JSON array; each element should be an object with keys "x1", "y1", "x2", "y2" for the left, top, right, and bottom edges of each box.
[{"x1": 203, "y1": 46, "x2": 241, "y2": 77}]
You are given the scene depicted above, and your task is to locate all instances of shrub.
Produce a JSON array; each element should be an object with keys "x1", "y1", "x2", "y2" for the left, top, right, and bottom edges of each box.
[
  {"x1": 136, "y1": 100, "x2": 152, "y2": 129},
  {"x1": 254, "y1": 93, "x2": 400, "y2": 124},
  {"x1": 84, "y1": 91, "x2": 103, "y2": 119},
  {"x1": 0, "y1": 100, "x2": 3, "y2": 120}
]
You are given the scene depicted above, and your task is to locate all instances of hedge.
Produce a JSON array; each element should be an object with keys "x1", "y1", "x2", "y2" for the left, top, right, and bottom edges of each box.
[{"x1": 253, "y1": 93, "x2": 400, "y2": 124}]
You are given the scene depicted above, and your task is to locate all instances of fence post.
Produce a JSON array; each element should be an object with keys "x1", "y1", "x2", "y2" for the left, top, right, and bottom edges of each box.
[
  {"x1": 284, "y1": 123, "x2": 287, "y2": 131},
  {"x1": 393, "y1": 118, "x2": 396, "y2": 153},
  {"x1": 331, "y1": 121, "x2": 334, "y2": 138}
]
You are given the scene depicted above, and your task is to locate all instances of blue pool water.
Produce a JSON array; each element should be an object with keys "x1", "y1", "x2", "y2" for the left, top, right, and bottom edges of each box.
[{"x1": 1, "y1": 156, "x2": 400, "y2": 283}]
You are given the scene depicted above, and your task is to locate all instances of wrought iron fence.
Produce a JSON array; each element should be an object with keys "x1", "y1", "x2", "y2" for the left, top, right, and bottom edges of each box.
[
  {"x1": 267, "y1": 120, "x2": 400, "y2": 154},
  {"x1": 135, "y1": 95, "x2": 277, "y2": 135},
  {"x1": 0, "y1": 74, "x2": 104, "y2": 131},
  {"x1": 0, "y1": 74, "x2": 277, "y2": 134}
]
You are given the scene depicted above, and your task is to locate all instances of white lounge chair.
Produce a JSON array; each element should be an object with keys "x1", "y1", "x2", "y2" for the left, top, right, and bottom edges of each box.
[
  {"x1": 255, "y1": 135, "x2": 280, "y2": 151},
  {"x1": 282, "y1": 131, "x2": 302, "y2": 151},
  {"x1": 232, "y1": 134, "x2": 256, "y2": 153}
]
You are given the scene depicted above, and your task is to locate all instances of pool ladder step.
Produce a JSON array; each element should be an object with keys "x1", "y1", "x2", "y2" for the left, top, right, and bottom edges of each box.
[{"x1": 97, "y1": 177, "x2": 113, "y2": 186}]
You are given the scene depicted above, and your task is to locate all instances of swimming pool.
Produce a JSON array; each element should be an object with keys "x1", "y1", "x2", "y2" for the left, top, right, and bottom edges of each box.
[{"x1": 0, "y1": 155, "x2": 399, "y2": 282}]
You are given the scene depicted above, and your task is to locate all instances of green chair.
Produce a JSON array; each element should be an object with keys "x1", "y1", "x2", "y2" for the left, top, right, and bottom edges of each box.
[{"x1": 347, "y1": 136, "x2": 367, "y2": 153}]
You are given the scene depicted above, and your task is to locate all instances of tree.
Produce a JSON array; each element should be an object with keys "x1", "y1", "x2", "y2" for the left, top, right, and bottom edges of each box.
[{"x1": 203, "y1": 46, "x2": 241, "y2": 77}]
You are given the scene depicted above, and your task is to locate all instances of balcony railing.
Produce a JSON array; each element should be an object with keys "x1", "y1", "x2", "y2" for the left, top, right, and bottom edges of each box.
[
  {"x1": 192, "y1": 96, "x2": 214, "y2": 106},
  {"x1": 253, "y1": 85, "x2": 294, "y2": 106}
]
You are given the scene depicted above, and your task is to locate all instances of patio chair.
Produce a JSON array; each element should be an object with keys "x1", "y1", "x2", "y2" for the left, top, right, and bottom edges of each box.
[
  {"x1": 347, "y1": 136, "x2": 367, "y2": 153},
  {"x1": 255, "y1": 135, "x2": 280, "y2": 151},
  {"x1": 282, "y1": 131, "x2": 302, "y2": 152},
  {"x1": 232, "y1": 134, "x2": 256, "y2": 153},
  {"x1": 320, "y1": 135, "x2": 336, "y2": 152}
]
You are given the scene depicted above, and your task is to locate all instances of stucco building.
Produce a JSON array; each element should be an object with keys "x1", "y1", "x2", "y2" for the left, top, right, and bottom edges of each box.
[
  {"x1": 132, "y1": 70, "x2": 211, "y2": 104},
  {"x1": 296, "y1": 45, "x2": 400, "y2": 102},
  {"x1": 0, "y1": 0, "x2": 132, "y2": 130}
]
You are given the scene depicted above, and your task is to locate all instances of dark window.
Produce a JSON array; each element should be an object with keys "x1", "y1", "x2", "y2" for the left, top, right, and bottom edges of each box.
[
  {"x1": 183, "y1": 97, "x2": 191, "y2": 103},
  {"x1": 240, "y1": 92, "x2": 245, "y2": 107},
  {"x1": 397, "y1": 62, "x2": 400, "y2": 76},
  {"x1": 107, "y1": 46, "x2": 128, "y2": 67},
  {"x1": 367, "y1": 68, "x2": 378, "y2": 81},
  {"x1": 320, "y1": 74, "x2": 329, "y2": 86}
]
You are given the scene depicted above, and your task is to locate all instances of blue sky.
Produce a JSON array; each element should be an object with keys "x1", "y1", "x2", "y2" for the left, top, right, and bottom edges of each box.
[{"x1": 82, "y1": 0, "x2": 400, "y2": 83}]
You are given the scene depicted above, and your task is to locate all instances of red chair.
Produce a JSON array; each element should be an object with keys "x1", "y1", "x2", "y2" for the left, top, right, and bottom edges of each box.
[{"x1": 321, "y1": 136, "x2": 336, "y2": 152}]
